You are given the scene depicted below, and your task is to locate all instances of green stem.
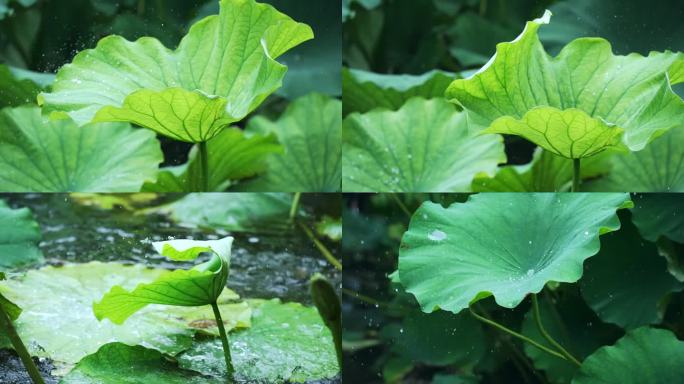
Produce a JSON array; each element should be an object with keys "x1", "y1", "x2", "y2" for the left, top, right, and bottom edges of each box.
[
  {"x1": 531, "y1": 295, "x2": 582, "y2": 367},
  {"x1": 211, "y1": 301, "x2": 234, "y2": 381},
  {"x1": 289, "y1": 192, "x2": 301, "y2": 222},
  {"x1": 390, "y1": 194, "x2": 411, "y2": 219},
  {"x1": 297, "y1": 222, "x2": 342, "y2": 270},
  {"x1": 468, "y1": 306, "x2": 568, "y2": 362},
  {"x1": 0, "y1": 307, "x2": 45, "y2": 384},
  {"x1": 572, "y1": 158, "x2": 581, "y2": 192},
  {"x1": 198, "y1": 141, "x2": 209, "y2": 191}
]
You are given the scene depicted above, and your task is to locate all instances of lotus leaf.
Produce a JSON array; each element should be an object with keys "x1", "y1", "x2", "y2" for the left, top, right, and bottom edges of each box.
[{"x1": 398, "y1": 193, "x2": 632, "y2": 313}]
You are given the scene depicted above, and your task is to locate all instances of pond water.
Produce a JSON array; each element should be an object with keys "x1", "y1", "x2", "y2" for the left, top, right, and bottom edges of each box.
[{"x1": 0, "y1": 193, "x2": 341, "y2": 384}]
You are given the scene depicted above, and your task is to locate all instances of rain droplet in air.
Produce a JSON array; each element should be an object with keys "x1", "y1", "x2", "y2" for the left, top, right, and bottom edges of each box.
[{"x1": 428, "y1": 229, "x2": 447, "y2": 241}]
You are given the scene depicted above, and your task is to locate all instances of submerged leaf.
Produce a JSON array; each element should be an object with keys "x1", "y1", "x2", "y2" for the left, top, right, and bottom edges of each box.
[
  {"x1": 0, "y1": 200, "x2": 43, "y2": 271},
  {"x1": 0, "y1": 262, "x2": 249, "y2": 365},
  {"x1": 0, "y1": 106, "x2": 162, "y2": 192},
  {"x1": 61, "y1": 343, "x2": 219, "y2": 384},
  {"x1": 39, "y1": 0, "x2": 313, "y2": 142},
  {"x1": 147, "y1": 193, "x2": 293, "y2": 233},
  {"x1": 343, "y1": 97, "x2": 505, "y2": 192},
  {"x1": 398, "y1": 193, "x2": 631, "y2": 313},
  {"x1": 94, "y1": 237, "x2": 233, "y2": 324},
  {"x1": 178, "y1": 299, "x2": 339, "y2": 383},
  {"x1": 243, "y1": 93, "x2": 342, "y2": 192},
  {"x1": 446, "y1": 10, "x2": 684, "y2": 153},
  {"x1": 342, "y1": 68, "x2": 453, "y2": 115},
  {"x1": 573, "y1": 327, "x2": 684, "y2": 383}
]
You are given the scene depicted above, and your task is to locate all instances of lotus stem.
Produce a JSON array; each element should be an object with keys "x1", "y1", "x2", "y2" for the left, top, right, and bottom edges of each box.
[
  {"x1": 198, "y1": 141, "x2": 209, "y2": 191},
  {"x1": 297, "y1": 221, "x2": 342, "y2": 270},
  {"x1": 210, "y1": 301, "x2": 235, "y2": 381},
  {"x1": 531, "y1": 294, "x2": 582, "y2": 367},
  {"x1": 572, "y1": 158, "x2": 581, "y2": 192},
  {"x1": 468, "y1": 306, "x2": 568, "y2": 362},
  {"x1": 289, "y1": 193, "x2": 301, "y2": 222},
  {"x1": 0, "y1": 307, "x2": 45, "y2": 384}
]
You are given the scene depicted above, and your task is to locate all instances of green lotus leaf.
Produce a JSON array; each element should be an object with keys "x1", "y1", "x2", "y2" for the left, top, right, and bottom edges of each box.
[
  {"x1": 445, "y1": 10, "x2": 684, "y2": 152},
  {"x1": 0, "y1": 106, "x2": 162, "y2": 192},
  {"x1": 94, "y1": 237, "x2": 232, "y2": 324},
  {"x1": 573, "y1": 327, "x2": 684, "y2": 383},
  {"x1": 315, "y1": 215, "x2": 342, "y2": 241},
  {"x1": 398, "y1": 193, "x2": 632, "y2": 313},
  {"x1": 0, "y1": 200, "x2": 43, "y2": 271},
  {"x1": 586, "y1": 127, "x2": 684, "y2": 192},
  {"x1": 483, "y1": 107, "x2": 625, "y2": 159},
  {"x1": 387, "y1": 310, "x2": 485, "y2": 366},
  {"x1": 143, "y1": 127, "x2": 281, "y2": 192},
  {"x1": 473, "y1": 147, "x2": 612, "y2": 192},
  {"x1": 0, "y1": 262, "x2": 231, "y2": 364},
  {"x1": 630, "y1": 194, "x2": 684, "y2": 243},
  {"x1": 0, "y1": 273, "x2": 21, "y2": 322},
  {"x1": 178, "y1": 299, "x2": 339, "y2": 383},
  {"x1": 342, "y1": 68, "x2": 453, "y2": 115},
  {"x1": 0, "y1": 64, "x2": 47, "y2": 107},
  {"x1": 39, "y1": 0, "x2": 313, "y2": 143},
  {"x1": 242, "y1": 93, "x2": 341, "y2": 192},
  {"x1": 521, "y1": 291, "x2": 621, "y2": 384},
  {"x1": 61, "y1": 343, "x2": 220, "y2": 384},
  {"x1": 146, "y1": 193, "x2": 293, "y2": 233},
  {"x1": 343, "y1": 97, "x2": 506, "y2": 192},
  {"x1": 579, "y1": 212, "x2": 682, "y2": 329}
]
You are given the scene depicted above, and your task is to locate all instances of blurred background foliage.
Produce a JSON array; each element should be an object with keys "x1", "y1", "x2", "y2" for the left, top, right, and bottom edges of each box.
[
  {"x1": 0, "y1": 0, "x2": 341, "y2": 165},
  {"x1": 343, "y1": 0, "x2": 684, "y2": 74}
]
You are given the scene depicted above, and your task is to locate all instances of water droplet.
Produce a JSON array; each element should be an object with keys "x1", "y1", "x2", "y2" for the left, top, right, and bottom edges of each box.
[
  {"x1": 526, "y1": 269, "x2": 534, "y2": 277},
  {"x1": 428, "y1": 229, "x2": 447, "y2": 241}
]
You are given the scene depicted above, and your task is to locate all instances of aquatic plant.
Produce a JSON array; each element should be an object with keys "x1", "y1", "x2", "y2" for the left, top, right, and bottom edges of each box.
[{"x1": 94, "y1": 237, "x2": 237, "y2": 379}]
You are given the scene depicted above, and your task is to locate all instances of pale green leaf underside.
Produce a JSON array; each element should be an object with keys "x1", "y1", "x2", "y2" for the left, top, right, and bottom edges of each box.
[
  {"x1": 342, "y1": 68, "x2": 453, "y2": 115},
  {"x1": 178, "y1": 299, "x2": 339, "y2": 383},
  {"x1": 573, "y1": 327, "x2": 684, "y2": 383},
  {"x1": 94, "y1": 237, "x2": 232, "y2": 324},
  {"x1": 446, "y1": 10, "x2": 684, "y2": 151},
  {"x1": 143, "y1": 128, "x2": 282, "y2": 192},
  {"x1": 343, "y1": 97, "x2": 506, "y2": 192},
  {"x1": 0, "y1": 200, "x2": 43, "y2": 271},
  {"x1": 61, "y1": 343, "x2": 220, "y2": 384},
  {"x1": 472, "y1": 147, "x2": 612, "y2": 192},
  {"x1": 398, "y1": 193, "x2": 632, "y2": 313},
  {"x1": 586, "y1": 126, "x2": 684, "y2": 192},
  {"x1": 39, "y1": 0, "x2": 313, "y2": 142},
  {"x1": 484, "y1": 107, "x2": 625, "y2": 159},
  {"x1": 93, "y1": 88, "x2": 234, "y2": 142},
  {"x1": 0, "y1": 106, "x2": 162, "y2": 192},
  {"x1": 243, "y1": 93, "x2": 342, "y2": 192}
]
